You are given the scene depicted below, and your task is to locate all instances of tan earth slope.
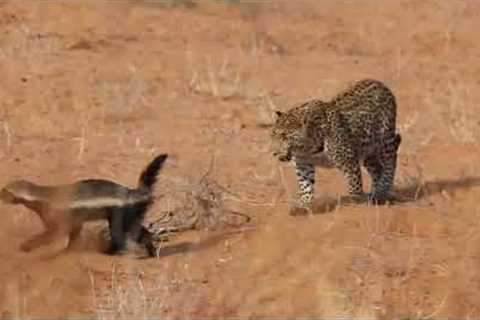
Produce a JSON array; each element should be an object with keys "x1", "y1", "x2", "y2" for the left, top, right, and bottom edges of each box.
[{"x1": 0, "y1": 1, "x2": 479, "y2": 318}]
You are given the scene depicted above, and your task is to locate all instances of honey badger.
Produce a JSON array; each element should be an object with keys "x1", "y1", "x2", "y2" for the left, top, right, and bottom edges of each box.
[{"x1": 0, "y1": 154, "x2": 168, "y2": 256}]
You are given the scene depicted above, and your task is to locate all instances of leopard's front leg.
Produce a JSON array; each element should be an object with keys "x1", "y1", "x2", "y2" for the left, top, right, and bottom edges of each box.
[{"x1": 291, "y1": 162, "x2": 315, "y2": 215}]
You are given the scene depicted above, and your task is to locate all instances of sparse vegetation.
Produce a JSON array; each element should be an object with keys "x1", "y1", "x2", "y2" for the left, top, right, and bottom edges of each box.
[{"x1": 0, "y1": 1, "x2": 480, "y2": 318}]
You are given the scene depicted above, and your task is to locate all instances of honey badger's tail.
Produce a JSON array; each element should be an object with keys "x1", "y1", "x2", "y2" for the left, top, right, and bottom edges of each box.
[{"x1": 138, "y1": 154, "x2": 168, "y2": 191}]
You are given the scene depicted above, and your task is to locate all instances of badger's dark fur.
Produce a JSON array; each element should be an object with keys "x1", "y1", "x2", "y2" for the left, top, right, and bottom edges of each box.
[{"x1": 0, "y1": 154, "x2": 168, "y2": 257}]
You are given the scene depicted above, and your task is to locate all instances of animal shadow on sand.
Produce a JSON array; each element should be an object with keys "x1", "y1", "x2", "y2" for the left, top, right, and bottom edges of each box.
[
  {"x1": 32, "y1": 231, "x2": 241, "y2": 261},
  {"x1": 153, "y1": 228, "x2": 253, "y2": 259},
  {"x1": 310, "y1": 176, "x2": 480, "y2": 215}
]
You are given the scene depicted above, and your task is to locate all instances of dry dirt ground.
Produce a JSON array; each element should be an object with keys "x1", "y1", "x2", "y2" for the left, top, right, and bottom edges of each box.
[{"x1": 0, "y1": 1, "x2": 480, "y2": 318}]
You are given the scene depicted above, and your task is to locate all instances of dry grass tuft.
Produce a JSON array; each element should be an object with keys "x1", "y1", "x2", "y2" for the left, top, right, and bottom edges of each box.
[
  {"x1": 88, "y1": 263, "x2": 173, "y2": 320},
  {"x1": 147, "y1": 160, "x2": 251, "y2": 238}
]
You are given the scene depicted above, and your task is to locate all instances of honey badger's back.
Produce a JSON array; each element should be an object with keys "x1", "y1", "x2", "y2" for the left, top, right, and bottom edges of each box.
[
  {"x1": 58, "y1": 154, "x2": 168, "y2": 221},
  {"x1": 63, "y1": 180, "x2": 150, "y2": 221},
  {"x1": 1, "y1": 154, "x2": 167, "y2": 214}
]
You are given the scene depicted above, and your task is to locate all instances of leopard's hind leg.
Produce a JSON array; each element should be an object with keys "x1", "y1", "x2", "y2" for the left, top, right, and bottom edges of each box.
[
  {"x1": 366, "y1": 134, "x2": 401, "y2": 204},
  {"x1": 342, "y1": 161, "x2": 364, "y2": 198},
  {"x1": 364, "y1": 154, "x2": 385, "y2": 203},
  {"x1": 381, "y1": 134, "x2": 401, "y2": 200}
]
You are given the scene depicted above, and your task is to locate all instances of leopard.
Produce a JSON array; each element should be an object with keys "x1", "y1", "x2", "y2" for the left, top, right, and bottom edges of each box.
[{"x1": 270, "y1": 79, "x2": 402, "y2": 214}]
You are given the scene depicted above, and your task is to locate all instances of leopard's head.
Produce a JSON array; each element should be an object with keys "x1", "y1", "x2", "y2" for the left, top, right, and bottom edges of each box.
[
  {"x1": 270, "y1": 108, "x2": 316, "y2": 162},
  {"x1": 270, "y1": 100, "x2": 332, "y2": 163}
]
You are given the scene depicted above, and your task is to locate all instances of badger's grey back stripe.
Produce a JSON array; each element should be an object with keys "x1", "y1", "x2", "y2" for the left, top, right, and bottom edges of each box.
[{"x1": 68, "y1": 196, "x2": 149, "y2": 210}]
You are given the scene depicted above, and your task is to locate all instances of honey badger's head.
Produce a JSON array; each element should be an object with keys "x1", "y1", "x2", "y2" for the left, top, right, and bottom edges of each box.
[{"x1": 0, "y1": 180, "x2": 37, "y2": 204}]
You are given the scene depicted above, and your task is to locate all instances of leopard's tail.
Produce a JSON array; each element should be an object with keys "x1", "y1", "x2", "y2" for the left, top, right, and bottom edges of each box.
[{"x1": 138, "y1": 154, "x2": 168, "y2": 191}]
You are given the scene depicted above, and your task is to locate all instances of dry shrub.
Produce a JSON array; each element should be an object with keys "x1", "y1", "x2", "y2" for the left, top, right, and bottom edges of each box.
[{"x1": 147, "y1": 166, "x2": 251, "y2": 241}]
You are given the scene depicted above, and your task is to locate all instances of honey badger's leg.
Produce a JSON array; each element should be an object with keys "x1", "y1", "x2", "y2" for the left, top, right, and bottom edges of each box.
[
  {"x1": 19, "y1": 207, "x2": 53, "y2": 252},
  {"x1": 66, "y1": 220, "x2": 83, "y2": 249},
  {"x1": 105, "y1": 204, "x2": 155, "y2": 256},
  {"x1": 124, "y1": 204, "x2": 156, "y2": 256},
  {"x1": 105, "y1": 209, "x2": 127, "y2": 255},
  {"x1": 135, "y1": 226, "x2": 157, "y2": 257},
  {"x1": 20, "y1": 210, "x2": 70, "y2": 252},
  {"x1": 20, "y1": 230, "x2": 55, "y2": 252},
  {"x1": 69, "y1": 224, "x2": 83, "y2": 242},
  {"x1": 123, "y1": 222, "x2": 157, "y2": 257}
]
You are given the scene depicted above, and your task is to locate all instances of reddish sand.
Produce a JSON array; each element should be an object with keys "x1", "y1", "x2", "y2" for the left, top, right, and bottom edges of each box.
[{"x1": 0, "y1": 1, "x2": 479, "y2": 318}]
